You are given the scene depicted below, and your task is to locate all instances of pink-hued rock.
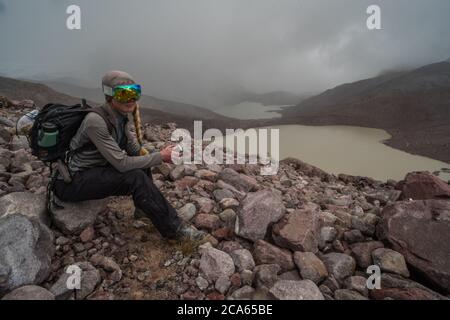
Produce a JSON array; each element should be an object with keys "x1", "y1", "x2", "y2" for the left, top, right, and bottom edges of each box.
[
  {"x1": 377, "y1": 199, "x2": 450, "y2": 292},
  {"x1": 272, "y1": 203, "x2": 320, "y2": 253},
  {"x1": 235, "y1": 189, "x2": 285, "y2": 242},
  {"x1": 398, "y1": 171, "x2": 450, "y2": 200}
]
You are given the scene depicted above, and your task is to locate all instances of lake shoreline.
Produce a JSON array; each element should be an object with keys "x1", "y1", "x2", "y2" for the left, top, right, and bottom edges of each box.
[{"x1": 244, "y1": 115, "x2": 450, "y2": 168}]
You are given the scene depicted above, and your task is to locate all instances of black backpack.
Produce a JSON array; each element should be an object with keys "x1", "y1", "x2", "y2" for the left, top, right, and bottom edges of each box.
[{"x1": 29, "y1": 99, "x2": 113, "y2": 163}]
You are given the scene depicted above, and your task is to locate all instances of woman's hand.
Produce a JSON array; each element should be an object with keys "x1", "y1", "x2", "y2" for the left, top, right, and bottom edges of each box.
[{"x1": 160, "y1": 145, "x2": 176, "y2": 163}]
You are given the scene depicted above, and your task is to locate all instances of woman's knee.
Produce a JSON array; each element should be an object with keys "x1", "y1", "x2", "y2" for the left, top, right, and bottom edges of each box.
[{"x1": 126, "y1": 169, "x2": 150, "y2": 186}]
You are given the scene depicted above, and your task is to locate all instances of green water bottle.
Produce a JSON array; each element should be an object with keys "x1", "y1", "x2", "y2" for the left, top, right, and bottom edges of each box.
[{"x1": 38, "y1": 122, "x2": 59, "y2": 148}]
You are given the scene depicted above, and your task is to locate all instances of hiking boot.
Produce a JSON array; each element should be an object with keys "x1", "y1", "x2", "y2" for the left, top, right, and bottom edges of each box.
[{"x1": 175, "y1": 224, "x2": 206, "y2": 242}]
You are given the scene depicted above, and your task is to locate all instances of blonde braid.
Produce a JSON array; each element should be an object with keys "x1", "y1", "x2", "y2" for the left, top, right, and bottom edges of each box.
[{"x1": 133, "y1": 102, "x2": 149, "y2": 155}]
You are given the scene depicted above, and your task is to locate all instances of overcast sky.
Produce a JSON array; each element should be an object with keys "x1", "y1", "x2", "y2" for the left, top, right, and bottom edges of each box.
[{"x1": 0, "y1": 0, "x2": 449, "y2": 107}]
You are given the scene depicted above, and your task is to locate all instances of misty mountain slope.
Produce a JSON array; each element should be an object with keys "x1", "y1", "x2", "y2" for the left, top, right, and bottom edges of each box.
[
  {"x1": 283, "y1": 60, "x2": 450, "y2": 127},
  {"x1": 280, "y1": 60, "x2": 450, "y2": 164},
  {"x1": 44, "y1": 80, "x2": 228, "y2": 120},
  {"x1": 0, "y1": 76, "x2": 264, "y2": 132},
  {"x1": 217, "y1": 89, "x2": 309, "y2": 107},
  {"x1": 0, "y1": 76, "x2": 91, "y2": 107}
]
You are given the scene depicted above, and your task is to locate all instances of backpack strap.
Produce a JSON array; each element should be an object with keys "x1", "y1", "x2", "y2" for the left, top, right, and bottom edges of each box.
[
  {"x1": 65, "y1": 103, "x2": 115, "y2": 162},
  {"x1": 90, "y1": 106, "x2": 115, "y2": 136}
]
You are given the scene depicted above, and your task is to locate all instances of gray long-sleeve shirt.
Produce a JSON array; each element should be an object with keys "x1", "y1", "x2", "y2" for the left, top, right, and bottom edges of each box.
[{"x1": 67, "y1": 103, "x2": 162, "y2": 174}]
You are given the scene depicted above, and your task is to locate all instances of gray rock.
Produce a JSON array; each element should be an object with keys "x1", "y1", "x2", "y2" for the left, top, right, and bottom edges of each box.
[
  {"x1": 254, "y1": 264, "x2": 280, "y2": 289},
  {"x1": 230, "y1": 249, "x2": 255, "y2": 272},
  {"x1": 218, "y1": 168, "x2": 258, "y2": 193},
  {"x1": 372, "y1": 248, "x2": 410, "y2": 278},
  {"x1": 10, "y1": 135, "x2": 29, "y2": 151},
  {"x1": 194, "y1": 197, "x2": 215, "y2": 214},
  {"x1": 318, "y1": 211, "x2": 338, "y2": 226},
  {"x1": 278, "y1": 270, "x2": 302, "y2": 281},
  {"x1": 351, "y1": 214, "x2": 378, "y2": 236},
  {"x1": 195, "y1": 169, "x2": 217, "y2": 182},
  {"x1": 272, "y1": 203, "x2": 320, "y2": 253},
  {"x1": 196, "y1": 276, "x2": 209, "y2": 291},
  {"x1": 294, "y1": 252, "x2": 328, "y2": 284},
  {"x1": 334, "y1": 289, "x2": 368, "y2": 300},
  {"x1": 178, "y1": 203, "x2": 196, "y2": 221},
  {"x1": 170, "y1": 165, "x2": 186, "y2": 180},
  {"x1": 89, "y1": 254, "x2": 122, "y2": 277},
  {"x1": 343, "y1": 230, "x2": 365, "y2": 244},
  {"x1": 50, "y1": 262, "x2": 101, "y2": 300},
  {"x1": 0, "y1": 214, "x2": 54, "y2": 294},
  {"x1": 364, "y1": 190, "x2": 402, "y2": 206},
  {"x1": 0, "y1": 192, "x2": 48, "y2": 226},
  {"x1": 1, "y1": 285, "x2": 55, "y2": 300},
  {"x1": 240, "y1": 269, "x2": 254, "y2": 286},
  {"x1": 350, "y1": 241, "x2": 384, "y2": 269},
  {"x1": 0, "y1": 149, "x2": 12, "y2": 168},
  {"x1": 216, "y1": 180, "x2": 247, "y2": 201},
  {"x1": 215, "y1": 275, "x2": 231, "y2": 294},
  {"x1": 51, "y1": 197, "x2": 107, "y2": 235},
  {"x1": 219, "y1": 209, "x2": 236, "y2": 224},
  {"x1": 0, "y1": 116, "x2": 15, "y2": 128},
  {"x1": 320, "y1": 226, "x2": 338, "y2": 243},
  {"x1": 219, "y1": 198, "x2": 239, "y2": 210},
  {"x1": 213, "y1": 189, "x2": 234, "y2": 202},
  {"x1": 236, "y1": 189, "x2": 285, "y2": 242},
  {"x1": 344, "y1": 276, "x2": 369, "y2": 297},
  {"x1": 321, "y1": 253, "x2": 356, "y2": 282},
  {"x1": 227, "y1": 285, "x2": 255, "y2": 300},
  {"x1": 0, "y1": 130, "x2": 11, "y2": 146},
  {"x1": 199, "y1": 247, "x2": 235, "y2": 282},
  {"x1": 10, "y1": 149, "x2": 32, "y2": 173},
  {"x1": 253, "y1": 240, "x2": 294, "y2": 272},
  {"x1": 217, "y1": 240, "x2": 243, "y2": 254},
  {"x1": 269, "y1": 280, "x2": 324, "y2": 300}
]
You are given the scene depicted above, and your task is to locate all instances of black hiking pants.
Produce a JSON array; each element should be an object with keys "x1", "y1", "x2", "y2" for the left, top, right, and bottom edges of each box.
[{"x1": 54, "y1": 166, "x2": 182, "y2": 239}]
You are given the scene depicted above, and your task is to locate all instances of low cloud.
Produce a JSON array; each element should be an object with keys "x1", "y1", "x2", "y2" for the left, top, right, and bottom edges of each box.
[{"x1": 0, "y1": 0, "x2": 449, "y2": 108}]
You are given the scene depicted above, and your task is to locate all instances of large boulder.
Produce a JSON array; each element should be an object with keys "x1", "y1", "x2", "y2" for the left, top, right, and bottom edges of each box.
[
  {"x1": 269, "y1": 280, "x2": 324, "y2": 300},
  {"x1": 377, "y1": 200, "x2": 450, "y2": 293},
  {"x1": 0, "y1": 214, "x2": 54, "y2": 294},
  {"x1": 370, "y1": 273, "x2": 447, "y2": 300},
  {"x1": 272, "y1": 203, "x2": 320, "y2": 253},
  {"x1": 1, "y1": 285, "x2": 55, "y2": 300},
  {"x1": 0, "y1": 192, "x2": 48, "y2": 226},
  {"x1": 51, "y1": 197, "x2": 108, "y2": 235},
  {"x1": 398, "y1": 171, "x2": 450, "y2": 200},
  {"x1": 199, "y1": 247, "x2": 235, "y2": 282},
  {"x1": 235, "y1": 189, "x2": 285, "y2": 242}
]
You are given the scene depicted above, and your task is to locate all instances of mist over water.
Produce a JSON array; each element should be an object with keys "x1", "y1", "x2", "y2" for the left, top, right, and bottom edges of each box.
[{"x1": 215, "y1": 102, "x2": 284, "y2": 120}]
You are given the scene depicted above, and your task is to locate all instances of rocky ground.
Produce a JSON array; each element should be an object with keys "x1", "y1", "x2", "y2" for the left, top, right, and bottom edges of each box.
[{"x1": 0, "y1": 99, "x2": 449, "y2": 300}]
